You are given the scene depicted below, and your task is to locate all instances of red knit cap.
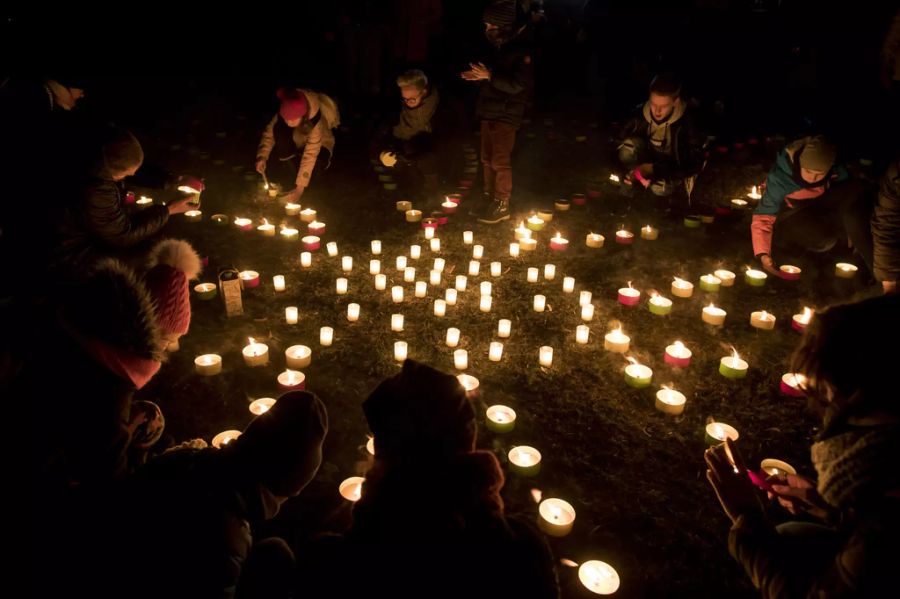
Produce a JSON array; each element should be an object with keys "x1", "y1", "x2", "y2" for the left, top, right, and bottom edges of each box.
[
  {"x1": 144, "y1": 239, "x2": 202, "y2": 336},
  {"x1": 277, "y1": 87, "x2": 308, "y2": 122}
]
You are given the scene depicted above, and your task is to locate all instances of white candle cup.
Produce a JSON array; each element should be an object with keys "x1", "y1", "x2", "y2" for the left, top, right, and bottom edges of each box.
[
  {"x1": 300, "y1": 208, "x2": 317, "y2": 222},
  {"x1": 434, "y1": 258, "x2": 446, "y2": 273},
  {"x1": 393, "y1": 341, "x2": 408, "y2": 362},
  {"x1": 445, "y1": 288, "x2": 458, "y2": 305},
  {"x1": 277, "y1": 368, "x2": 306, "y2": 390},
  {"x1": 415, "y1": 281, "x2": 427, "y2": 298},
  {"x1": 515, "y1": 224, "x2": 532, "y2": 240},
  {"x1": 326, "y1": 241, "x2": 338, "y2": 257},
  {"x1": 446, "y1": 327, "x2": 460, "y2": 348},
  {"x1": 405, "y1": 209, "x2": 422, "y2": 222},
  {"x1": 336, "y1": 278, "x2": 349, "y2": 295},
  {"x1": 454, "y1": 349, "x2": 468, "y2": 370},
  {"x1": 655, "y1": 387, "x2": 687, "y2": 415},
  {"x1": 714, "y1": 269, "x2": 736, "y2": 287},
  {"x1": 369, "y1": 259, "x2": 381, "y2": 275},
  {"x1": 563, "y1": 277, "x2": 575, "y2": 293},
  {"x1": 257, "y1": 222, "x2": 275, "y2": 236},
  {"x1": 538, "y1": 498, "x2": 576, "y2": 537},
  {"x1": 273, "y1": 275, "x2": 286, "y2": 292},
  {"x1": 585, "y1": 233, "x2": 605, "y2": 248},
  {"x1": 371, "y1": 240, "x2": 382, "y2": 255},
  {"x1": 509, "y1": 242, "x2": 521, "y2": 257},
  {"x1": 404, "y1": 267, "x2": 416, "y2": 283},
  {"x1": 705, "y1": 422, "x2": 740, "y2": 445},
  {"x1": 285, "y1": 345, "x2": 312, "y2": 369},
  {"x1": 491, "y1": 262, "x2": 502, "y2": 277},
  {"x1": 194, "y1": 354, "x2": 222, "y2": 376},
  {"x1": 760, "y1": 459, "x2": 798, "y2": 477},
  {"x1": 284, "y1": 203, "x2": 302, "y2": 216},
  {"x1": 396, "y1": 200, "x2": 412, "y2": 212},
  {"x1": 347, "y1": 303, "x2": 360, "y2": 322},
  {"x1": 455, "y1": 275, "x2": 467, "y2": 291},
  {"x1": 508, "y1": 446, "x2": 542, "y2": 476},
  {"x1": 319, "y1": 326, "x2": 334, "y2": 346},
  {"x1": 468, "y1": 261, "x2": 480, "y2": 276},
  {"x1": 280, "y1": 226, "x2": 300, "y2": 242},
  {"x1": 702, "y1": 305, "x2": 727, "y2": 326},
  {"x1": 249, "y1": 397, "x2": 276, "y2": 415},
  {"x1": 463, "y1": 230, "x2": 474, "y2": 245},
  {"x1": 457, "y1": 374, "x2": 480, "y2": 398},
  {"x1": 581, "y1": 304, "x2": 595, "y2": 322},
  {"x1": 424, "y1": 226, "x2": 435, "y2": 240},
  {"x1": 374, "y1": 274, "x2": 387, "y2": 290},
  {"x1": 641, "y1": 225, "x2": 659, "y2": 240},
  {"x1": 430, "y1": 270, "x2": 442, "y2": 286},
  {"x1": 671, "y1": 278, "x2": 695, "y2": 298},
  {"x1": 527, "y1": 268, "x2": 539, "y2": 283},
  {"x1": 410, "y1": 244, "x2": 421, "y2": 260},
  {"x1": 578, "y1": 560, "x2": 620, "y2": 595},
  {"x1": 339, "y1": 477, "x2": 365, "y2": 502},
  {"x1": 520, "y1": 238, "x2": 537, "y2": 252},
  {"x1": 185, "y1": 208, "x2": 204, "y2": 221},
  {"x1": 300, "y1": 252, "x2": 312, "y2": 267},
  {"x1": 285, "y1": 306, "x2": 299, "y2": 324},
  {"x1": 391, "y1": 286, "x2": 404, "y2": 303},
  {"x1": 539, "y1": 346, "x2": 553, "y2": 367},
  {"x1": 835, "y1": 262, "x2": 858, "y2": 279},
  {"x1": 750, "y1": 310, "x2": 776, "y2": 330},
  {"x1": 434, "y1": 299, "x2": 447, "y2": 317},
  {"x1": 391, "y1": 313, "x2": 404, "y2": 332},
  {"x1": 603, "y1": 329, "x2": 630, "y2": 353},
  {"x1": 212, "y1": 430, "x2": 242, "y2": 449},
  {"x1": 341, "y1": 256, "x2": 353, "y2": 273},
  {"x1": 480, "y1": 281, "x2": 492, "y2": 296},
  {"x1": 242, "y1": 340, "x2": 269, "y2": 367},
  {"x1": 579, "y1": 291, "x2": 593, "y2": 306},
  {"x1": 396, "y1": 256, "x2": 408, "y2": 271},
  {"x1": 473, "y1": 244, "x2": 484, "y2": 260},
  {"x1": 430, "y1": 238, "x2": 441, "y2": 252},
  {"x1": 544, "y1": 264, "x2": 556, "y2": 281},
  {"x1": 485, "y1": 405, "x2": 516, "y2": 433},
  {"x1": 498, "y1": 319, "x2": 511, "y2": 338},
  {"x1": 480, "y1": 295, "x2": 492, "y2": 312},
  {"x1": 533, "y1": 294, "x2": 546, "y2": 312},
  {"x1": 489, "y1": 341, "x2": 504, "y2": 362},
  {"x1": 576, "y1": 325, "x2": 590, "y2": 345}
]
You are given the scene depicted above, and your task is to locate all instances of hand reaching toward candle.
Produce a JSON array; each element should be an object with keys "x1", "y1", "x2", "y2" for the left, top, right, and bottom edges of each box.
[
  {"x1": 757, "y1": 254, "x2": 783, "y2": 278},
  {"x1": 461, "y1": 63, "x2": 492, "y2": 81},
  {"x1": 166, "y1": 195, "x2": 193, "y2": 215},
  {"x1": 255, "y1": 158, "x2": 267, "y2": 174},
  {"x1": 282, "y1": 187, "x2": 302, "y2": 204},
  {"x1": 705, "y1": 438, "x2": 764, "y2": 523},
  {"x1": 768, "y1": 473, "x2": 831, "y2": 521}
]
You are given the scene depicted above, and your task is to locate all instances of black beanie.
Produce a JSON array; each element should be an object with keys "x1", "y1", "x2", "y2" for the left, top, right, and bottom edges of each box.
[
  {"x1": 483, "y1": 0, "x2": 517, "y2": 27},
  {"x1": 363, "y1": 360, "x2": 476, "y2": 461},
  {"x1": 233, "y1": 391, "x2": 328, "y2": 496}
]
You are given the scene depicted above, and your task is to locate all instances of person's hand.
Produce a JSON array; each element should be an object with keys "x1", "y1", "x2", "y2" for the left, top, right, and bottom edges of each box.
[
  {"x1": 255, "y1": 158, "x2": 267, "y2": 174},
  {"x1": 883, "y1": 280, "x2": 897, "y2": 294},
  {"x1": 282, "y1": 187, "x2": 302, "y2": 205},
  {"x1": 633, "y1": 165, "x2": 652, "y2": 188},
  {"x1": 705, "y1": 438, "x2": 764, "y2": 523},
  {"x1": 758, "y1": 254, "x2": 781, "y2": 277},
  {"x1": 166, "y1": 196, "x2": 192, "y2": 215},
  {"x1": 769, "y1": 473, "x2": 831, "y2": 521},
  {"x1": 461, "y1": 63, "x2": 491, "y2": 81}
]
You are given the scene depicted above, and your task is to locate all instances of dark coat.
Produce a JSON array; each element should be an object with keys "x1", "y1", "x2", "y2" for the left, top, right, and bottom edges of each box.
[
  {"x1": 618, "y1": 102, "x2": 706, "y2": 181},
  {"x1": 872, "y1": 160, "x2": 900, "y2": 282},
  {"x1": 475, "y1": 28, "x2": 534, "y2": 127}
]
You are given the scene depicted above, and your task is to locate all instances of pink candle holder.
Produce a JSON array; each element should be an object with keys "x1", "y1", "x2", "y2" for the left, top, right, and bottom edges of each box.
[{"x1": 302, "y1": 236, "x2": 321, "y2": 251}]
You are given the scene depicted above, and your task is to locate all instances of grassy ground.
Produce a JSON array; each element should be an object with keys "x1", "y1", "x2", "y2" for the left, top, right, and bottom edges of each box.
[{"x1": 136, "y1": 106, "x2": 877, "y2": 597}]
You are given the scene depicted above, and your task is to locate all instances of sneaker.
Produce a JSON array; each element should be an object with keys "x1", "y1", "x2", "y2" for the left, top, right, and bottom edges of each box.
[{"x1": 478, "y1": 199, "x2": 510, "y2": 224}]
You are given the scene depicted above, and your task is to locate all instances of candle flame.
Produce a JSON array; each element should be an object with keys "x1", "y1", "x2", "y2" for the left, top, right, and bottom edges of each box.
[
  {"x1": 549, "y1": 505, "x2": 563, "y2": 521},
  {"x1": 531, "y1": 488, "x2": 543, "y2": 503},
  {"x1": 712, "y1": 422, "x2": 725, "y2": 439},
  {"x1": 649, "y1": 290, "x2": 658, "y2": 299},
  {"x1": 609, "y1": 174, "x2": 620, "y2": 183},
  {"x1": 643, "y1": 225, "x2": 651, "y2": 232},
  {"x1": 674, "y1": 340, "x2": 685, "y2": 351},
  {"x1": 261, "y1": 218, "x2": 269, "y2": 226},
  {"x1": 673, "y1": 276, "x2": 687, "y2": 286},
  {"x1": 730, "y1": 346, "x2": 740, "y2": 361},
  {"x1": 801, "y1": 307, "x2": 813, "y2": 322},
  {"x1": 561, "y1": 559, "x2": 579, "y2": 568},
  {"x1": 554, "y1": 231, "x2": 562, "y2": 241},
  {"x1": 761, "y1": 310, "x2": 769, "y2": 319},
  {"x1": 627, "y1": 281, "x2": 633, "y2": 290},
  {"x1": 707, "y1": 302, "x2": 716, "y2": 310},
  {"x1": 661, "y1": 384, "x2": 672, "y2": 391},
  {"x1": 611, "y1": 326, "x2": 623, "y2": 337},
  {"x1": 248, "y1": 337, "x2": 255, "y2": 345},
  {"x1": 626, "y1": 356, "x2": 638, "y2": 366},
  {"x1": 752, "y1": 185, "x2": 758, "y2": 195}
]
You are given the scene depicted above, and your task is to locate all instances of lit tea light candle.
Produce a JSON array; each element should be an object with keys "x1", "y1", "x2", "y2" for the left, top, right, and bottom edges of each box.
[
  {"x1": 424, "y1": 226, "x2": 435, "y2": 240},
  {"x1": 719, "y1": 347, "x2": 749, "y2": 379},
  {"x1": 489, "y1": 341, "x2": 504, "y2": 362},
  {"x1": 326, "y1": 242, "x2": 338, "y2": 257},
  {"x1": 249, "y1": 397, "x2": 276, "y2": 415},
  {"x1": 624, "y1": 357, "x2": 652, "y2": 388},
  {"x1": 760, "y1": 459, "x2": 797, "y2": 477},
  {"x1": 396, "y1": 256, "x2": 408, "y2": 271},
  {"x1": 490, "y1": 261, "x2": 502, "y2": 277},
  {"x1": 579, "y1": 560, "x2": 620, "y2": 595},
  {"x1": 272, "y1": 275, "x2": 286, "y2": 292},
  {"x1": 184, "y1": 209, "x2": 202, "y2": 222},
  {"x1": 615, "y1": 228, "x2": 634, "y2": 245},
  {"x1": 714, "y1": 269, "x2": 736, "y2": 287},
  {"x1": 301, "y1": 236, "x2": 320, "y2": 251},
  {"x1": 340, "y1": 256, "x2": 353, "y2": 273},
  {"x1": 581, "y1": 303, "x2": 595, "y2": 322},
  {"x1": 434, "y1": 299, "x2": 447, "y2": 317},
  {"x1": 576, "y1": 325, "x2": 590, "y2": 345},
  {"x1": 454, "y1": 349, "x2": 468, "y2": 370},
  {"x1": 430, "y1": 238, "x2": 441, "y2": 252},
  {"x1": 280, "y1": 225, "x2": 300, "y2": 241},
  {"x1": 374, "y1": 274, "x2": 387, "y2": 290},
  {"x1": 234, "y1": 217, "x2": 252, "y2": 231},
  {"x1": 285, "y1": 306, "x2": 298, "y2": 324},
  {"x1": 554, "y1": 199, "x2": 571, "y2": 211},
  {"x1": 699, "y1": 274, "x2": 721, "y2": 293},
  {"x1": 393, "y1": 341, "x2": 408, "y2": 362},
  {"x1": 730, "y1": 198, "x2": 749, "y2": 210},
  {"x1": 745, "y1": 268, "x2": 768, "y2": 287},
  {"x1": 320, "y1": 326, "x2": 334, "y2": 346},
  {"x1": 480, "y1": 295, "x2": 492, "y2": 312},
  {"x1": 527, "y1": 267, "x2": 539, "y2": 283},
  {"x1": 446, "y1": 327, "x2": 460, "y2": 348},
  {"x1": 526, "y1": 215, "x2": 545, "y2": 231},
  {"x1": 194, "y1": 354, "x2": 222, "y2": 376},
  {"x1": 544, "y1": 264, "x2": 556, "y2": 280},
  {"x1": 433, "y1": 258, "x2": 446, "y2": 273},
  {"x1": 702, "y1": 303, "x2": 727, "y2": 326},
  {"x1": 240, "y1": 270, "x2": 260, "y2": 288},
  {"x1": 473, "y1": 244, "x2": 484, "y2": 259},
  {"x1": 468, "y1": 260, "x2": 480, "y2": 276},
  {"x1": 509, "y1": 242, "x2": 520, "y2": 257},
  {"x1": 550, "y1": 232, "x2": 569, "y2": 251},
  {"x1": 307, "y1": 221, "x2": 325, "y2": 236},
  {"x1": 457, "y1": 374, "x2": 480, "y2": 398},
  {"x1": 792, "y1": 307, "x2": 814, "y2": 331},
  {"x1": 415, "y1": 281, "x2": 427, "y2": 297},
  {"x1": 336, "y1": 278, "x2": 348, "y2": 295},
  {"x1": 780, "y1": 372, "x2": 808, "y2": 397},
  {"x1": 300, "y1": 208, "x2": 317, "y2": 222},
  {"x1": 480, "y1": 281, "x2": 492, "y2": 296},
  {"x1": 445, "y1": 288, "x2": 458, "y2": 305},
  {"x1": 641, "y1": 225, "x2": 659, "y2": 240},
  {"x1": 648, "y1": 292, "x2": 672, "y2": 316},
  {"x1": 508, "y1": 446, "x2": 541, "y2": 476},
  {"x1": 194, "y1": 282, "x2": 217, "y2": 300},
  {"x1": 456, "y1": 276, "x2": 468, "y2": 292},
  {"x1": 533, "y1": 294, "x2": 546, "y2": 312},
  {"x1": 498, "y1": 319, "x2": 511, "y2": 338},
  {"x1": 410, "y1": 244, "x2": 422, "y2": 260},
  {"x1": 339, "y1": 477, "x2": 365, "y2": 502},
  {"x1": 705, "y1": 421, "x2": 740, "y2": 445},
  {"x1": 463, "y1": 230, "x2": 474, "y2": 245},
  {"x1": 396, "y1": 200, "x2": 412, "y2": 212},
  {"x1": 835, "y1": 262, "x2": 858, "y2": 279},
  {"x1": 441, "y1": 198, "x2": 458, "y2": 214},
  {"x1": 242, "y1": 337, "x2": 269, "y2": 367},
  {"x1": 780, "y1": 265, "x2": 801, "y2": 280},
  {"x1": 406, "y1": 209, "x2": 422, "y2": 222},
  {"x1": 604, "y1": 327, "x2": 630, "y2": 353},
  {"x1": 539, "y1": 346, "x2": 553, "y2": 367},
  {"x1": 538, "y1": 498, "x2": 576, "y2": 537},
  {"x1": 537, "y1": 210, "x2": 554, "y2": 222},
  {"x1": 750, "y1": 310, "x2": 776, "y2": 330},
  {"x1": 609, "y1": 174, "x2": 621, "y2": 184},
  {"x1": 580, "y1": 291, "x2": 592, "y2": 306},
  {"x1": 300, "y1": 252, "x2": 312, "y2": 267},
  {"x1": 285, "y1": 202, "x2": 301, "y2": 216},
  {"x1": 671, "y1": 277, "x2": 694, "y2": 298},
  {"x1": 656, "y1": 385, "x2": 686, "y2": 415},
  {"x1": 748, "y1": 185, "x2": 762, "y2": 200},
  {"x1": 515, "y1": 222, "x2": 532, "y2": 240},
  {"x1": 211, "y1": 213, "x2": 228, "y2": 225},
  {"x1": 520, "y1": 238, "x2": 537, "y2": 251},
  {"x1": 212, "y1": 430, "x2": 241, "y2": 449},
  {"x1": 369, "y1": 259, "x2": 381, "y2": 275},
  {"x1": 563, "y1": 277, "x2": 575, "y2": 293},
  {"x1": 664, "y1": 341, "x2": 692, "y2": 367},
  {"x1": 617, "y1": 282, "x2": 640, "y2": 306},
  {"x1": 257, "y1": 219, "x2": 275, "y2": 237},
  {"x1": 391, "y1": 286, "x2": 404, "y2": 303},
  {"x1": 347, "y1": 303, "x2": 360, "y2": 322},
  {"x1": 430, "y1": 270, "x2": 441, "y2": 286},
  {"x1": 136, "y1": 195, "x2": 154, "y2": 208},
  {"x1": 586, "y1": 233, "x2": 605, "y2": 248},
  {"x1": 404, "y1": 267, "x2": 416, "y2": 283},
  {"x1": 285, "y1": 345, "x2": 312, "y2": 369},
  {"x1": 485, "y1": 405, "x2": 516, "y2": 433}
]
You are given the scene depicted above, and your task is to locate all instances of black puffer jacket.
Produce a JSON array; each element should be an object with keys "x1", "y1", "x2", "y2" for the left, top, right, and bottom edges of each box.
[
  {"x1": 872, "y1": 160, "x2": 900, "y2": 283},
  {"x1": 618, "y1": 102, "x2": 706, "y2": 181},
  {"x1": 475, "y1": 27, "x2": 533, "y2": 127}
]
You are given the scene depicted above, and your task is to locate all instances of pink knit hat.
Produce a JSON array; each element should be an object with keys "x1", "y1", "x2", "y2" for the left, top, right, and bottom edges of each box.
[
  {"x1": 277, "y1": 87, "x2": 308, "y2": 122},
  {"x1": 144, "y1": 239, "x2": 202, "y2": 336}
]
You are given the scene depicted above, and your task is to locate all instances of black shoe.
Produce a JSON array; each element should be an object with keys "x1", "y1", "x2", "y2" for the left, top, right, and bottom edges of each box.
[{"x1": 478, "y1": 199, "x2": 510, "y2": 224}]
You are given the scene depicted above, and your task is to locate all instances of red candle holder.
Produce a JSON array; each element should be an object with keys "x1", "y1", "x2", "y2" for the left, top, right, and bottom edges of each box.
[
  {"x1": 308, "y1": 222, "x2": 326, "y2": 236},
  {"x1": 779, "y1": 377, "x2": 805, "y2": 398},
  {"x1": 664, "y1": 348, "x2": 692, "y2": 368},
  {"x1": 302, "y1": 236, "x2": 321, "y2": 251},
  {"x1": 587, "y1": 189, "x2": 601, "y2": 199},
  {"x1": 431, "y1": 212, "x2": 449, "y2": 225},
  {"x1": 124, "y1": 191, "x2": 136, "y2": 204},
  {"x1": 617, "y1": 288, "x2": 641, "y2": 306},
  {"x1": 446, "y1": 193, "x2": 462, "y2": 204},
  {"x1": 614, "y1": 231, "x2": 635, "y2": 245},
  {"x1": 240, "y1": 272, "x2": 260, "y2": 288},
  {"x1": 549, "y1": 237, "x2": 569, "y2": 251},
  {"x1": 421, "y1": 218, "x2": 439, "y2": 230},
  {"x1": 571, "y1": 193, "x2": 586, "y2": 205}
]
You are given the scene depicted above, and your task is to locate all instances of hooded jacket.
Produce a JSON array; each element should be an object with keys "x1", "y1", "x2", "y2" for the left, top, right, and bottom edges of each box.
[
  {"x1": 619, "y1": 99, "x2": 705, "y2": 181},
  {"x1": 872, "y1": 160, "x2": 900, "y2": 282}
]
